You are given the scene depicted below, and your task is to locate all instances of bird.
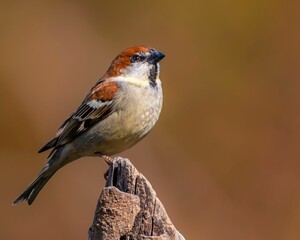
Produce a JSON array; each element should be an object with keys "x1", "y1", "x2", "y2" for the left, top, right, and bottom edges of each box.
[{"x1": 13, "y1": 45, "x2": 165, "y2": 205}]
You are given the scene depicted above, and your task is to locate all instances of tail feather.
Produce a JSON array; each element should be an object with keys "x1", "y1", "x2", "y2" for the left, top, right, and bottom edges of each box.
[
  {"x1": 38, "y1": 137, "x2": 58, "y2": 153},
  {"x1": 13, "y1": 167, "x2": 56, "y2": 205},
  {"x1": 13, "y1": 146, "x2": 71, "y2": 205}
]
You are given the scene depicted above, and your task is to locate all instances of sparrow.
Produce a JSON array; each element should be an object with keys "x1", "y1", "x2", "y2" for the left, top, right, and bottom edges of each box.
[{"x1": 13, "y1": 45, "x2": 165, "y2": 205}]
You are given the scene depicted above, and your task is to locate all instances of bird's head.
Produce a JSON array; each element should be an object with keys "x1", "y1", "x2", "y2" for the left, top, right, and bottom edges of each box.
[{"x1": 105, "y1": 45, "x2": 165, "y2": 86}]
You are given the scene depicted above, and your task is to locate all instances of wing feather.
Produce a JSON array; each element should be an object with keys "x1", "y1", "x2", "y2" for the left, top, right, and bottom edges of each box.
[{"x1": 38, "y1": 80, "x2": 119, "y2": 153}]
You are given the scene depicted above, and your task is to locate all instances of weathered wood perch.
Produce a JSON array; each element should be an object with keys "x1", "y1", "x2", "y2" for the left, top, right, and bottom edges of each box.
[{"x1": 88, "y1": 157, "x2": 185, "y2": 240}]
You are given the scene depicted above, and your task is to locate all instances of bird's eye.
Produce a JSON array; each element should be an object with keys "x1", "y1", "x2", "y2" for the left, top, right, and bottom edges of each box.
[{"x1": 131, "y1": 55, "x2": 142, "y2": 63}]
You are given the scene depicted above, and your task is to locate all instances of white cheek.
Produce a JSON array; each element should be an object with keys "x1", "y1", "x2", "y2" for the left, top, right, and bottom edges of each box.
[{"x1": 121, "y1": 62, "x2": 150, "y2": 79}]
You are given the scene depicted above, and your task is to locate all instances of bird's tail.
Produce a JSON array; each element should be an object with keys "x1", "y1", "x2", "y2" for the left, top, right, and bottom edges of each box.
[
  {"x1": 13, "y1": 146, "x2": 73, "y2": 205},
  {"x1": 13, "y1": 164, "x2": 57, "y2": 205}
]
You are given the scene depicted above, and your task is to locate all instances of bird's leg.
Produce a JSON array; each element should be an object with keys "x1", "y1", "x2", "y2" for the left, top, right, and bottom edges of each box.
[
  {"x1": 102, "y1": 155, "x2": 114, "y2": 165},
  {"x1": 95, "y1": 152, "x2": 113, "y2": 165},
  {"x1": 95, "y1": 152, "x2": 114, "y2": 180}
]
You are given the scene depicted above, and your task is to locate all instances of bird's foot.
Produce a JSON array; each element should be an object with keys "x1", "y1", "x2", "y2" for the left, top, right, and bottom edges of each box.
[
  {"x1": 95, "y1": 152, "x2": 113, "y2": 165},
  {"x1": 103, "y1": 155, "x2": 113, "y2": 165}
]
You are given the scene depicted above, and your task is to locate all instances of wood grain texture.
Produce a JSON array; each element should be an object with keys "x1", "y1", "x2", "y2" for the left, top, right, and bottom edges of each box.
[{"x1": 88, "y1": 157, "x2": 185, "y2": 240}]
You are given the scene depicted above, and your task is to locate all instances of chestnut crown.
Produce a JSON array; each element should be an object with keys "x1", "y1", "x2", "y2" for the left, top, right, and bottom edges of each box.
[{"x1": 105, "y1": 45, "x2": 165, "y2": 79}]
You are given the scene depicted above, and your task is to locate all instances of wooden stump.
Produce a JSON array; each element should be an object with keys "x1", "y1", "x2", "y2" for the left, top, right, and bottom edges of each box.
[{"x1": 88, "y1": 157, "x2": 185, "y2": 240}]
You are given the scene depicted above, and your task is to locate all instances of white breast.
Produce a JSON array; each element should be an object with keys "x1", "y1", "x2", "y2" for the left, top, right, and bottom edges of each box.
[
  {"x1": 115, "y1": 78, "x2": 163, "y2": 138},
  {"x1": 76, "y1": 77, "x2": 163, "y2": 156}
]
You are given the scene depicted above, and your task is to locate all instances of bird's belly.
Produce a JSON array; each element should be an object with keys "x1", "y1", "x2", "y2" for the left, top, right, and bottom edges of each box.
[
  {"x1": 93, "y1": 106, "x2": 160, "y2": 155},
  {"x1": 74, "y1": 107, "x2": 160, "y2": 156},
  {"x1": 69, "y1": 84, "x2": 162, "y2": 157}
]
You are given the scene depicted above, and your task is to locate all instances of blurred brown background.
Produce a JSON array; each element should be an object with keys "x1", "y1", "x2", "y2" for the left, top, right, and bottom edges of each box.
[{"x1": 1, "y1": 1, "x2": 300, "y2": 239}]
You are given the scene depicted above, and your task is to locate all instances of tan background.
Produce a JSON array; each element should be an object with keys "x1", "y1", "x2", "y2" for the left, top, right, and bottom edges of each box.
[{"x1": 1, "y1": 1, "x2": 300, "y2": 239}]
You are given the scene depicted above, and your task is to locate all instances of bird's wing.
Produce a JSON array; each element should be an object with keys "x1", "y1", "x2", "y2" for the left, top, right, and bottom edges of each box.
[{"x1": 38, "y1": 80, "x2": 119, "y2": 153}]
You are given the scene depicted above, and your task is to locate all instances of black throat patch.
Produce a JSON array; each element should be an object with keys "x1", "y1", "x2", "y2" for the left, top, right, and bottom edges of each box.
[{"x1": 148, "y1": 64, "x2": 158, "y2": 88}]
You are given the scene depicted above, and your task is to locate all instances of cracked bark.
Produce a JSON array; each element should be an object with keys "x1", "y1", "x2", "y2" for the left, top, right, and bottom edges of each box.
[{"x1": 88, "y1": 157, "x2": 185, "y2": 240}]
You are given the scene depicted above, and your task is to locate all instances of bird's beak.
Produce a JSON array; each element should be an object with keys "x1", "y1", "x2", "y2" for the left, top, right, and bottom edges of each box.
[{"x1": 147, "y1": 50, "x2": 165, "y2": 64}]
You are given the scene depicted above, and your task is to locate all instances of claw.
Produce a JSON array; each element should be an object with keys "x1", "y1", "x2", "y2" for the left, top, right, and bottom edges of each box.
[
  {"x1": 103, "y1": 155, "x2": 113, "y2": 165},
  {"x1": 94, "y1": 152, "x2": 113, "y2": 165}
]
